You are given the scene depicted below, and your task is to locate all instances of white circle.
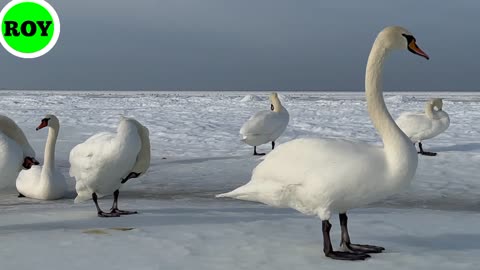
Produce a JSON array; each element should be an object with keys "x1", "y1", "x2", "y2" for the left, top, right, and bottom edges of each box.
[{"x1": 0, "y1": 0, "x2": 61, "y2": 59}]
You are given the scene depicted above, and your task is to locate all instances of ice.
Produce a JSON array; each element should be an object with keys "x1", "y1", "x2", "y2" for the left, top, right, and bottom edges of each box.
[
  {"x1": 240, "y1": 94, "x2": 263, "y2": 102},
  {"x1": 0, "y1": 90, "x2": 479, "y2": 269}
]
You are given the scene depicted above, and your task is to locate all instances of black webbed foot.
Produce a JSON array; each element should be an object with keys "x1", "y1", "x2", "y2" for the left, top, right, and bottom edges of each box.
[
  {"x1": 341, "y1": 243, "x2": 385, "y2": 254},
  {"x1": 325, "y1": 251, "x2": 370, "y2": 261}
]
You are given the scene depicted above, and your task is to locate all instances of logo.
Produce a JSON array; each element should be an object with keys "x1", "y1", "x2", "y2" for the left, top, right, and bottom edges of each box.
[{"x1": 0, "y1": 0, "x2": 60, "y2": 58}]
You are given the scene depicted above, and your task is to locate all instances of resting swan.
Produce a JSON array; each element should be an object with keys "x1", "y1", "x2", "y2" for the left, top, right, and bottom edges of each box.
[
  {"x1": 0, "y1": 115, "x2": 39, "y2": 189},
  {"x1": 218, "y1": 26, "x2": 429, "y2": 260},
  {"x1": 396, "y1": 98, "x2": 450, "y2": 156},
  {"x1": 70, "y1": 116, "x2": 151, "y2": 217},
  {"x1": 240, "y1": 92, "x2": 289, "y2": 155},
  {"x1": 16, "y1": 115, "x2": 67, "y2": 200}
]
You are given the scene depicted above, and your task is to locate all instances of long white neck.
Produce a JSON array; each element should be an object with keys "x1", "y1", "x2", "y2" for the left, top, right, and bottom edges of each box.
[
  {"x1": 424, "y1": 102, "x2": 434, "y2": 119},
  {"x1": 365, "y1": 40, "x2": 417, "y2": 175},
  {"x1": 41, "y1": 125, "x2": 59, "y2": 178}
]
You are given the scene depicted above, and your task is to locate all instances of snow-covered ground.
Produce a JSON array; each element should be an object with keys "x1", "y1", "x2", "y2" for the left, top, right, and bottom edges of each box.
[{"x1": 0, "y1": 90, "x2": 479, "y2": 270}]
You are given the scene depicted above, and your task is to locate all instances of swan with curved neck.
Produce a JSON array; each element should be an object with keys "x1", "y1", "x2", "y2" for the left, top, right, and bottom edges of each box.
[
  {"x1": 70, "y1": 116, "x2": 151, "y2": 217},
  {"x1": 218, "y1": 26, "x2": 429, "y2": 261},
  {"x1": 16, "y1": 115, "x2": 67, "y2": 200},
  {"x1": 0, "y1": 115, "x2": 39, "y2": 189},
  {"x1": 396, "y1": 98, "x2": 450, "y2": 156},
  {"x1": 240, "y1": 92, "x2": 289, "y2": 155}
]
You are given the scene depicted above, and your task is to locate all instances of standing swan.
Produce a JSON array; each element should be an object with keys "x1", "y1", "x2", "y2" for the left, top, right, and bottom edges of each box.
[
  {"x1": 70, "y1": 116, "x2": 151, "y2": 217},
  {"x1": 16, "y1": 115, "x2": 67, "y2": 200},
  {"x1": 217, "y1": 26, "x2": 429, "y2": 260},
  {"x1": 396, "y1": 98, "x2": 450, "y2": 156},
  {"x1": 240, "y1": 92, "x2": 289, "y2": 155},
  {"x1": 0, "y1": 115, "x2": 39, "y2": 189}
]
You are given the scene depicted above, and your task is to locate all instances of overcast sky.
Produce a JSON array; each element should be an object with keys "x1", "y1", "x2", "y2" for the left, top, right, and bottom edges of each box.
[{"x1": 0, "y1": 0, "x2": 478, "y2": 90}]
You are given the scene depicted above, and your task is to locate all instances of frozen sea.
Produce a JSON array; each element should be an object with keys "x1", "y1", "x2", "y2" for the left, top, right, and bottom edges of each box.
[{"x1": 0, "y1": 90, "x2": 479, "y2": 270}]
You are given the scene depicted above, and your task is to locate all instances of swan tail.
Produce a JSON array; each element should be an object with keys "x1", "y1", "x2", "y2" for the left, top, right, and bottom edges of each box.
[
  {"x1": 216, "y1": 184, "x2": 255, "y2": 200},
  {"x1": 74, "y1": 194, "x2": 90, "y2": 203}
]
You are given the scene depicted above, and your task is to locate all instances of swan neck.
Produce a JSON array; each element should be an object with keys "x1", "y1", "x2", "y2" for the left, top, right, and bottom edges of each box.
[
  {"x1": 43, "y1": 125, "x2": 59, "y2": 173},
  {"x1": 425, "y1": 102, "x2": 434, "y2": 118},
  {"x1": 365, "y1": 44, "x2": 407, "y2": 148}
]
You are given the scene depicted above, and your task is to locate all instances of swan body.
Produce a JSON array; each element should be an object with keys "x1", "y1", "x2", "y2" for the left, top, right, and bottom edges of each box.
[
  {"x1": 16, "y1": 115, "x2": 67, "y2": 200},
  {"x1": 0, "y1": 115, "x2": 38, "y2": 189},
  {"x1": 70, "y1": 116, "x2": 150, "y2": 217},
  {"x1": 219, "y1": 26, "x2": 430, "y2": 260},
  {"x1": 240, "y1": 92, "x2": 289, "y2": 155},
  {"x1": 396, "y1": 98, "x2": 450, "y2": 142}
]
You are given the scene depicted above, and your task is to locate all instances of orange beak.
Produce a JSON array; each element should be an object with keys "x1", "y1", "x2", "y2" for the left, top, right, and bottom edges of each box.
[
  {"x1": 36, "y1": 120, "x2": 48, "y2": 131},
  {"x1": 408, "y1": 41, "x2": 429, "y2": 60}
]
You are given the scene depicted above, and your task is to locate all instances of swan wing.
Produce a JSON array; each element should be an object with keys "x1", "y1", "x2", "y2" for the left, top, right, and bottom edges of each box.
[
  {"x1": 240, "y1": 110, "x2": 288, "y2": 138},
  {"x1": 395, "y1": 112, "x2": 433, "y2": 141},
  {"x1": 218, "y1": 138, "x2": 394, "y2": 215}
]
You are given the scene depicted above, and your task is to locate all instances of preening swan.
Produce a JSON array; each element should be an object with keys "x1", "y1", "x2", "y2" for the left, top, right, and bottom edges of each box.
[
  {"x1": 0, "y1": 115, "x2": 39, "y2": 189},
  {"x1": 16, "y1": 115, "x2": 67, "y2": 200},
  {"x1": 70, "y1": 116, "x2": 151, "y2": 217},
  {"x1": 240, "y1": 92, "x2": 289, "y2": 155},
  {"x1": 396, "y1": 98, "x2": 450, "y2": 156},
  {"x1": 218, "y1": 26, "x2": 429, "y2": 260}
]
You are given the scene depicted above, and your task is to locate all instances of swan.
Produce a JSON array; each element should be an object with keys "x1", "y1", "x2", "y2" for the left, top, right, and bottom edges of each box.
[
  {"x1": 396, "y1": 98, "x2": 450, "y2": 156},
  {"x1": 0, "y1": 115, "x2": 39, "y2": 189},
  {"x1": 70, "y1": 116, "x2": 151, "y2": 217},
  {"x1": 217, "y1": 26, "x2": 430, "y2": 260},
  {"x1": 16, "y1": 115, "x2": 67, "y2": 200},
  {"x1": 240, "y1": 92, "x2": 289, "y2": 155}
]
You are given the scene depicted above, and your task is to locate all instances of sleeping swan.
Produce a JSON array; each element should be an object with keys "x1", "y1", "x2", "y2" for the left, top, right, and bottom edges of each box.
[
  {"x1": 240, "y1": 92, "x2": 289, "y2": 155},
  {"x1": 70, "y1": 116, "x2": 150, "y2": 217},
  {"x1": 218, "y1": 26, "x2": 429, "y2": 261},
  {"x1": 16, "y1": 115, "x2": 67, "y2": 200},
  {"x1": 0, "y1": 115, "x2": 39, "y2": 189},
  {"x1": 396, "y1": 98, "x2": 450, "y2": 156}
]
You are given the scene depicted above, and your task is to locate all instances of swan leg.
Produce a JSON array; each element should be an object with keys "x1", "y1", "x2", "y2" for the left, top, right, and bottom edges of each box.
[
  {"x1": 18, "y1": 193, "x2": 25, "y2": 198},
  {"x1": 339, "y1": 213, "x2": 384, "y2": 253},
  {"x1": 253, "y1": 146, "x2": 265, "y2": 156},
  {"x1": 272, "y1": 141, "x2": 275, "y2": 150},
  {"x1": 418, "y1": 142, "x2": 437, "y2": 156},
  {"x1": 322, "y1": 220, "x2": 370, "y2": 261},
  {"x1": 110, "y1": 189, "x2": 138, "y2": 215},
  {"x1": 92, "y1": 193, "x2": 120, "y2": 218}
]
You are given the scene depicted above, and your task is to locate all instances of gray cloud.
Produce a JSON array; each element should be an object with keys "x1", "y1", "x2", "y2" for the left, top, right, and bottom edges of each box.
[{"x1": 0, "y1": 0, "x2": 478, "y2": 90}]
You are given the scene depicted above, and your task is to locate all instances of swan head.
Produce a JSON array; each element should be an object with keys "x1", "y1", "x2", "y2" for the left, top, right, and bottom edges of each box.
[
  {"x1": 269, "y1": 92, "x2": 283, "y2": 112},
  {"x1": 378, "y1": 26, "x2": 429, "y2": 60},
  {"x1": 36, "y1": 114, "x2": 59, "y2": 131},
  {"x1": 431, "y1": 98, "x2": 444, "y2": 110}
]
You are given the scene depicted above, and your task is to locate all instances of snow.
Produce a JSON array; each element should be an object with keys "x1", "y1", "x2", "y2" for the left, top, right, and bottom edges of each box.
[
  {"x1": 0, "y1": 90, "x2": 479, "y2": 269},
  {"x1": 240, "y1": 94, "x2": 263, "y2": 102}
]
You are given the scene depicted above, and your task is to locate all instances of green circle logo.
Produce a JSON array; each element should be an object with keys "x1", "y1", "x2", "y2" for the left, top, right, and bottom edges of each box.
[{"x1": 0, "y1": 0, "x2": 60, "y2": 58}]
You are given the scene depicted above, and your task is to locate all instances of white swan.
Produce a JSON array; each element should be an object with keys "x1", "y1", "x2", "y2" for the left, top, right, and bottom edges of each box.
[
  {"x1": 70, "y1": 116, "x2": 151, "y2": 217},
  {"x1": 396, "y1": 98, "x2": 450, "y2": 156},
  {"x1": 16, "y1": 115, "x2": 67, "y2": 200},
  {"x1": 240, "y1": 92, "x2": 289, "y2": 155},
  {"x1": 0, "y1": 115, "x2": 39, "y2": 189},
  {"x1": 218, "y1": 26, "x2": 430, "y2": 260}
]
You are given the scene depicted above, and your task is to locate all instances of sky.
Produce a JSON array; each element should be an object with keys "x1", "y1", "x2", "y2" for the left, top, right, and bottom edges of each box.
[{"x1": 0, "y1": 0, "x2": 478, "y2": 91}]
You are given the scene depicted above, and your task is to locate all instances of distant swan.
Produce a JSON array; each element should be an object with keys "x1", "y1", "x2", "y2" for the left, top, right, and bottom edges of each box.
[
  {"x1": 240, "y1": 92, "x2": 289, "y2": 155},
  {"x1": 396, "y1": 98, "x2": 450, "y2": 156},
  {"x1": 0, "y1": 115, "x2": 38, "y2": 189},
  {"x1": 70, "y1": 116, "x2": 151, "y2": 217},
  {"x1": 218, "y1": 26, "x2": 430, "y2": 260},
  {"x1": 16, "y1": 115, "x2": 67, "y2": 200}
]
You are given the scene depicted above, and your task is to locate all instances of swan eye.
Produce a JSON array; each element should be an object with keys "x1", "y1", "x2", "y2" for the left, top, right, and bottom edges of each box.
[
  {"x1": 41, "y1": 118, "x2": 50, "y2": 123},
  {"x1": 401, "y1": 34, "x2": 415, "y2": 43},
  {"x1": 271, "y1": 104, "x2": 274, "y2": 111}
]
